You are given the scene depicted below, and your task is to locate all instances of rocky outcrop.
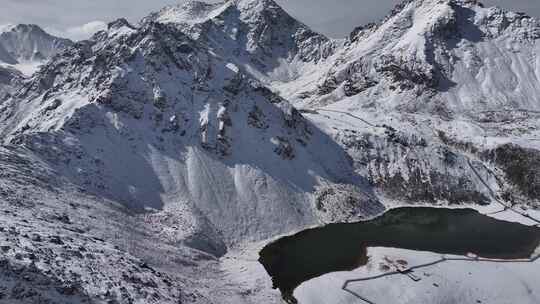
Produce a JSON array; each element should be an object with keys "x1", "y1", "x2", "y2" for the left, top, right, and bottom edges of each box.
[
  {"x1": 143, "y1": 0, "x2": 335, "y2": 86},
  {"x1": 487, "y1": 144, "x2": 540, "y2": 205}
]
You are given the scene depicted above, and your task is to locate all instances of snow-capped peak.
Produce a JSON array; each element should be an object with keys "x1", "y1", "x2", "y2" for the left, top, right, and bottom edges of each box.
[
  {"x1": 0, "y1": 13, "x2": 362, "y2": 246},
  {"x1": 143, "y1": 1, "x2": 229, "y2": 26},
  {"x1": 306, "y1": 0, "x2": 540, "y2": 114},
  {"x1": 144, "y1": 0, "x2": 289, "y2": 26},
  {"x1": 234, "y1": 0, "x2": 287, "y2": 14},
  {"x1": 0, "y1": 23, "x2": 16, "y2": 34},
  {"x1": 0, "y1": 24, "x2": 73, "y2": 75}
]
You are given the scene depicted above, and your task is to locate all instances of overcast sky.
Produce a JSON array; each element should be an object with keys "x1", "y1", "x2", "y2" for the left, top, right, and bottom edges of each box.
[{"x1": 1, "y1": 0, "x2": 540, "y2": 40}]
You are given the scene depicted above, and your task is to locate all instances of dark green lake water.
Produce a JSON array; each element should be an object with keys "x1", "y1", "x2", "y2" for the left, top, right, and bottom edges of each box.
[{"x1": 259, "y1": 207, "x2": 540, "y2": 303}]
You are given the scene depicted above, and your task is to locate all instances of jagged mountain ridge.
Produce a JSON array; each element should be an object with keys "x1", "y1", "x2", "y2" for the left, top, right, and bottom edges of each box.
[
  {"x1": 142, "y1": 0, "x2": 336, "y2": 94},
  {"x1": 0, "y1": 14, "x2": 377, "y2": 246},
  {"x1": 308, "y1": 0, "x2": 540, "y2": 114},
  {"x1": 0, "y1": 24, "x2": 73, "y2": 75},
  {"x1": 1, "y1": 0, "x2": 540, "y2": 303}
]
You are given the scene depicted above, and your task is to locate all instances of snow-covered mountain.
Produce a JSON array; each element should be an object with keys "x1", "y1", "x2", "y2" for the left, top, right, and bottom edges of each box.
[
  {"x1": 290, "y1": 0, "x2": 540, "y2": 209},
  {"x1": 0, "y1": 13, "x2": 378, "y2": 246},
  {"x1": 0, "y1": 24, "x2": 73, "y2": 75},
  {"x1": 0, "y1": 0, "x2": 539, "y2": 303}
]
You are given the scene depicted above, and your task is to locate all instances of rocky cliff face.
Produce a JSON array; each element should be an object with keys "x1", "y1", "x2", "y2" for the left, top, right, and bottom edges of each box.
[{"x1": 0, "y1": 65, "x2": 21, "y2": 98}]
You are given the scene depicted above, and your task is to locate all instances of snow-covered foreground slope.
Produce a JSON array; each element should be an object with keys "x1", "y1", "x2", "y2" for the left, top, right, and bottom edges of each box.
[
  {"x1": 0, "y1": 24, "x2": 72, "y2": 76},
  {"x1": 1, "y1": 0, "x2": 540, "y2": 303}
]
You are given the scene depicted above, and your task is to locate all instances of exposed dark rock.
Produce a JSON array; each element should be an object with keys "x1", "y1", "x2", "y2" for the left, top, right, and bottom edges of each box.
[
  {"x1": 273, "y1": 137, "x2": 295, "y2": 160},
  {"x1": 486, "y1": 144, "x2": 540, "y2": 202}
]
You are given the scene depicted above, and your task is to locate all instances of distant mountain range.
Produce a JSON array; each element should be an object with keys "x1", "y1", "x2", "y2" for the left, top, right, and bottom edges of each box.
[{"x1": 0, "y1": 24, "x2": 72, "y2": 74}]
